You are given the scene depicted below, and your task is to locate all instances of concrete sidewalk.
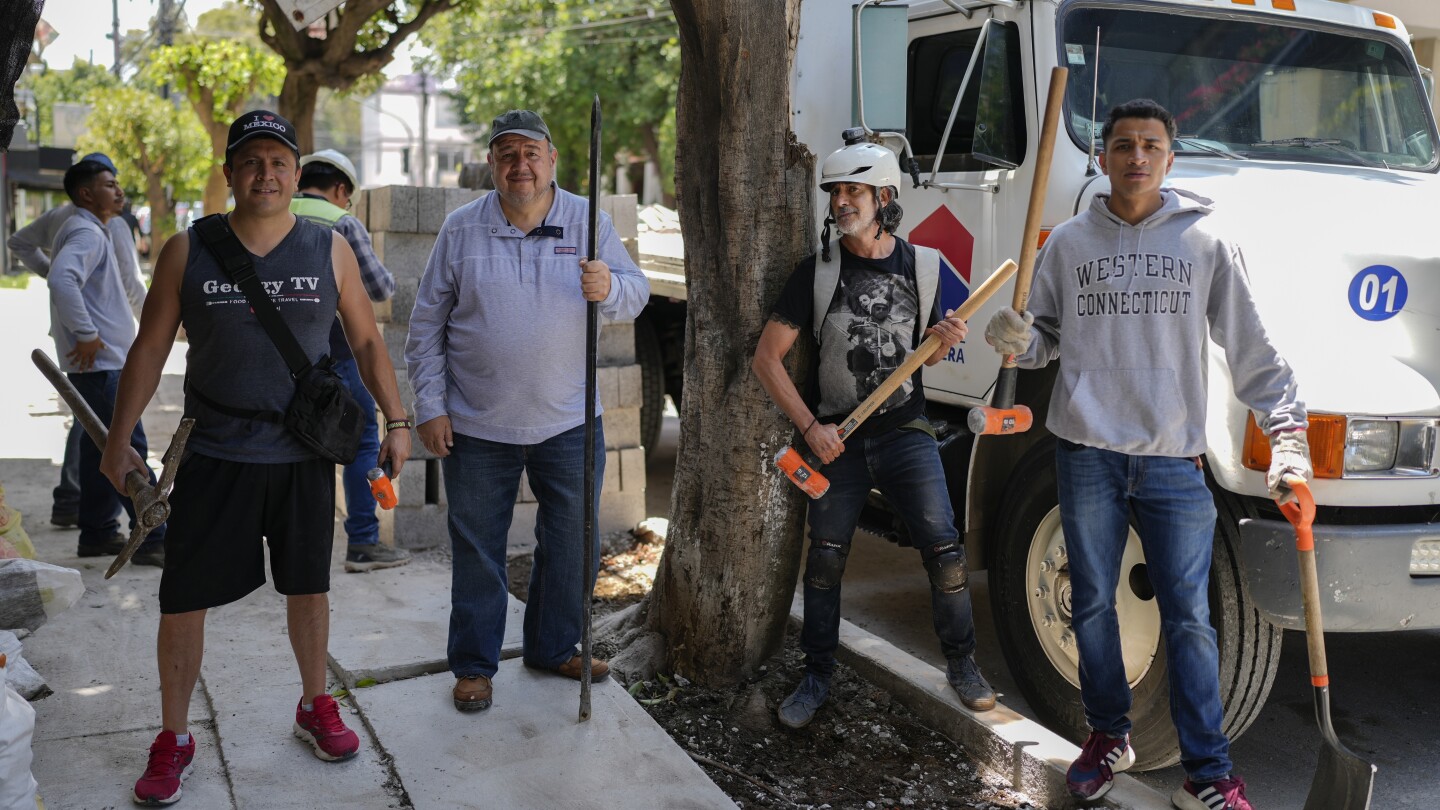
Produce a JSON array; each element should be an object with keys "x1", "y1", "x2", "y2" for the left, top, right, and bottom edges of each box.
[{"x1": 9, "y1": 462, "x2": 732, "y2": 809}]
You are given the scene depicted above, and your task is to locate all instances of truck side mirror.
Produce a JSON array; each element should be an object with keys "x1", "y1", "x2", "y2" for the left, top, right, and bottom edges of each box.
[{"x1": 852, "y1": 2, "x2": 909, "y2": 134}]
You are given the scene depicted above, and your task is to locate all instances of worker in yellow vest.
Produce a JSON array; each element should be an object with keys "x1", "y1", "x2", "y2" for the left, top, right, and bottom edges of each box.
[{"x1": 291, "y1": 150, "x2": 410, "y2": 572}]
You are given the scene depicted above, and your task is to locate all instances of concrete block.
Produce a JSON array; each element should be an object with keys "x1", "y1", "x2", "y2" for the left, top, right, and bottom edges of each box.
[
  {"x1": 351, "y1": 188, "x2": 369, "y2": 230},
  {"x1": 417, "y1": 187, "x2": 447, "y2": 234},
  {"x1": 602, "y1": 448, "x2": 620, "y2": 494},
  {"x1": 388, "y1": 277, "x2": 420, "y2": 327},
  {"x1": 600, "y1": 487, "x2": 645, "y2": 535},
  {"x1": 444, "y1": 187, "x2": 482, "y2": 214},
  {"x1": 606, "y1": 193, "x2": 638, "y2": 239},
  {"x1": 393, "y1": 459, "x2": 443, "y2": 506},
  {"x1": 506, "y1": 502, "x2": 539, "y2": 554},
  {"x1": 622, "y1": 236, "x2": 640, "y2": 266},
  {"x1": 372, "y1": 231, "x2": 435, "y2": 278},
  {"x1": 394, "y1": 503, "x2": 449, "y2": 550},
  {"x1": 616, "y1": 363, "x2": 642, "y2": 408},
  {"x1": 602, "y1": 406, "x2": 640, "y2": 450},
  {"x1": 598, "y1": 320, "x2": 635, "y2": 365},
  {"x1": 383, "y1": 323, "x2": 410, "y2": 371},
  {"x1": 619, "y1": 446, "x2": 645, "y2": 493},
  {"x1": 371, "y1": 296, "x2": 392, "y2": 325},
  {"x1": 354, "y1": 668, "x2": 735, "y2": 810},
  {"x1": 368, "y1": 185, "x2": 418, "y2": 233}
]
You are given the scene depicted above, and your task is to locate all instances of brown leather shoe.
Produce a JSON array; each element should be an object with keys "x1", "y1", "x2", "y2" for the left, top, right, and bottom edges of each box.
[
  {"x1": 554, "y1": 654, "x2": 610, "y2": 682},
  {"x1": 453, "y1": 675, "x2": 492, "y2": 712}
]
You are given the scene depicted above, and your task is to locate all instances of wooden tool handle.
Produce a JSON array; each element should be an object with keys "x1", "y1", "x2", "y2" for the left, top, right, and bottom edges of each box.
[
  {"x1": 1013, "y1": 67, "x2": 1069, "y2": 314},
  {"x1": 835, "y1": 259, "x2": 1017, "y2": 439},
  {"x1": 1281, "y1": 480, "x2": 1329, "y2": 685}
]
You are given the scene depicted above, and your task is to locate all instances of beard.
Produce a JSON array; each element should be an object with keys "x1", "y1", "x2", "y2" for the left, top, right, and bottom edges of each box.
[
  {"x1": 498, "y1": 178, "x2": 551, "y2": 207},
  {"x1": 834, "y1": 208, "x2": 877, "y2": 236}
]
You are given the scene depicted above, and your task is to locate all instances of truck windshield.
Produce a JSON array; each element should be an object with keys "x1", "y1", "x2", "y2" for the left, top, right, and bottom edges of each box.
[{"x1": 1060, "y1": 5, "x2": 1437, "y2": 171}]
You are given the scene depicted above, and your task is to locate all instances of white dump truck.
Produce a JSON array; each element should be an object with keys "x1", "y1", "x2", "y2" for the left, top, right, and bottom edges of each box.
[{"x1": 635, "y1": 0, "x2": 1440, "y2": 767}]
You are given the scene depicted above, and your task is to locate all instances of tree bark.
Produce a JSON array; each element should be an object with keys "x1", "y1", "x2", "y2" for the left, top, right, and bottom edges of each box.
[
  {"x1": 203, "y1": 122, "x2": 229, "y2": 217},
  {"x1": 278, "y1": 70, "x2": 321, "y2": 155},
  {"x1": 634, "y1": 0, "x2": 815, "y2": 688}
]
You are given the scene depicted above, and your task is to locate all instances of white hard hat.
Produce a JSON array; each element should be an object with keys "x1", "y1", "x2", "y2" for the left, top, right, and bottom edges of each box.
[
  {"x1": 818, "y1": 141, "x2": 902, "y2": 192},
  {"x1": 300, "y1": 149, "x2": 359, "y2": 191}
]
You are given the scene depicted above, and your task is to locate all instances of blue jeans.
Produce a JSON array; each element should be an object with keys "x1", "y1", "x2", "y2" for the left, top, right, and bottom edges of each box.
[
  {"x1": 1055, "y1": 440, "x2": 1230, "y2": 782},
  {"x1": 335, "y1": 358, "x2": 380, "y2": 546},
  {"x1": 443, "y1": 422, "x2": 605, "y2": 678},
  {"x1": 800, "y1": 425, "x2": 977, "y2": 679},
  {"x1": 53, "y1": 421, "x2": 81, "y2": 514},
  {"x1": 68, "y1": 371, "x2": 165, "y2": 549}
]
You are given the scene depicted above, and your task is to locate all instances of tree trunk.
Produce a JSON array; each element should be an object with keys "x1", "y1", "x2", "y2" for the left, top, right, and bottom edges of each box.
[
  {"x1": 279, "y1": 70, "x2": 321, "y2": 155},
  {"x1": 145, "y1": 172, "x2": 174, "y2": 249},
  {"x1": 203, "y1": 123, "x2": 229, "y2": 218},
  {"x1": 637, "y1": 0, "x2": 815, "y2": 688}
]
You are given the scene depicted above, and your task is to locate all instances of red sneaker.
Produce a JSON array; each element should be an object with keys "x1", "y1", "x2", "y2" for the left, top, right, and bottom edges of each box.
[
  {"x1": 293, "y1": 694, "x2": 360, "y2": 761},
  {"x1": 133, "y1": 730, "x2": 195, "y2": 806}
]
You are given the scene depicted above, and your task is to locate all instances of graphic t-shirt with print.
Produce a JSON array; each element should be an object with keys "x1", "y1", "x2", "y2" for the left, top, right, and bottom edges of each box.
[{"x1": 770, "y1": 239, "x2": 938, "y2": 441}]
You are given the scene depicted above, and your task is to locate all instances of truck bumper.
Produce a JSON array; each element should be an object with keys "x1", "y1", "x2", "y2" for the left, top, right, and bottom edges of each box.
[{"x1": 1237, "y1": 518, "x2": 1440, "y2": 631}]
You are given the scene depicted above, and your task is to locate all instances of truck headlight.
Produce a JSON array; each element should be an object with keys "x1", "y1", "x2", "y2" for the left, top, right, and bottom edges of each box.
[
  {"x1": 1243, "y1": 415, "x2": 1438, "y2": 478},
  {"x1": 1344, "y1": 420, "x2": 1396, "y2": 473}
]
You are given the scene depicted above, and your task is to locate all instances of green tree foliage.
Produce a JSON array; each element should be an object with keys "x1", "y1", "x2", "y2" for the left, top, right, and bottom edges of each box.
[
  {"x1": 75, "y1": 87, "x2": 210, "y2": 246},
  {"x1": 423, "y1": 0, "x2": 679, "y2": 198},
  {"x1": 18, "y1": 60, "x2": 119, "y2": 142},
  {"x1": 146, "y1": 40, "x2": 286, "y2": 215}
]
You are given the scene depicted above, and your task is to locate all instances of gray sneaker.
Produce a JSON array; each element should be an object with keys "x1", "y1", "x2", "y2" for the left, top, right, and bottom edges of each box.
[
  {"x1": 947, "y1": 655, "x2": 996, "y2": 711},
  {"x1": 344, "y1": 544, "x2": 413, "y2": 573},
  {"x1": 777, "y1": 673, "x2": 830, "y2": 729}
]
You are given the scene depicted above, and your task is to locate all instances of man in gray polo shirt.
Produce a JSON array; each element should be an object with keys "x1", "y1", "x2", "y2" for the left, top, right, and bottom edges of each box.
[{"x1": 406, "y1": 109, "x2": 649, "y2": 713}]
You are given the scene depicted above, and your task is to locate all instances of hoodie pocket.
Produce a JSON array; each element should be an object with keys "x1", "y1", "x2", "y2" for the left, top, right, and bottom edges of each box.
[{"x1": 1065, "y1": 368, "x2": 1187, "y2": 447}]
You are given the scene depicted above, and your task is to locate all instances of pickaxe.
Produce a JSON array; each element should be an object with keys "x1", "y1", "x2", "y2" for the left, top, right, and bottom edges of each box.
[
  {"x1": 774, "y1": 258, "x2": 1018, "y2": 499},
  {"x1": 32, "y1": 349, "x2": 193, "y2": 579}
]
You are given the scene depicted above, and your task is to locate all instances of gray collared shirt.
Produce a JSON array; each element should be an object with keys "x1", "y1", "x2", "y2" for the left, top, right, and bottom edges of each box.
[{"x1": 406, "y1": 186, "x2": 649, "y2": 444}]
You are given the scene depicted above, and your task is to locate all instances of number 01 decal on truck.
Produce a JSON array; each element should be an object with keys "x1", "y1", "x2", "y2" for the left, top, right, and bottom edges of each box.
[{"x1": 1348, "y1": 265, "x2": 1408, "y2": 321}]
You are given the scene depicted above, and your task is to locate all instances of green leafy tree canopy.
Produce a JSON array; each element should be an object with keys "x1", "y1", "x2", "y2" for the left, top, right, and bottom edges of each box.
[
  {"x1": 145, "y1": 40, "x2": 285, "y2": 128},
  {"x1": 17, "y1": 59, "x2": 120, "y2": 142},
  {"x1": 422, "y1": 0, "x2": 679, "y2": 196}
]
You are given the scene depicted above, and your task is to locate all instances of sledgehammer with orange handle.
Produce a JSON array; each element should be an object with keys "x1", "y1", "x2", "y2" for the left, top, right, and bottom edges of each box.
[
  {"x1": 967, "y1": 66, "x2": 1069, "y2": 437},
  {"x1": 775, "y1": 258, "x2": 1018, "y2": 499}
]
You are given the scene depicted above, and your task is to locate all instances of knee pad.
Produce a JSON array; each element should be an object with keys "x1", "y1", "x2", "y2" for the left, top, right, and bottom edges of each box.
[
  {"x1": 922, "y1": 541, "x2": 968, "y2": 594},
  {"x1": 804, "y1": 540, "x2": 849, "y2": 590}
]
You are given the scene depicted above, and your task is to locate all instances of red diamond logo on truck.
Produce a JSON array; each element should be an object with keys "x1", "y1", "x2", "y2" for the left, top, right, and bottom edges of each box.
[{"x1": 909, "y1": 205, "x2": 974, "y2": 313}]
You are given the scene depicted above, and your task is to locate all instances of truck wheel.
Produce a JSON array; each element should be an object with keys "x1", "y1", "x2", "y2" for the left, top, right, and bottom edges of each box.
[
  {"x1": 635, "y1": 314, "x2": 665, "y2": 456},
  {"x1": 989, "y1": 439, "x2": 1281, "y2": 770}
]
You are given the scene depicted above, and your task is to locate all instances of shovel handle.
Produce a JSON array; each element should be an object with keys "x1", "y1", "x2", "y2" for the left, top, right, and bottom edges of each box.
[{"x1": 1279, "y1": 479, "x2": 1328, "y2": 686}]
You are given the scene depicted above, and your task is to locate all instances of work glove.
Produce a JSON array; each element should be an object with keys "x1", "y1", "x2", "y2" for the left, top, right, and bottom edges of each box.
[
  {"x1": 1266, "y1": 429, "x2": 1311, "y2": 505},
  {"x1": 984, "y1": 307, "x2": 1034, "y2": 356}
]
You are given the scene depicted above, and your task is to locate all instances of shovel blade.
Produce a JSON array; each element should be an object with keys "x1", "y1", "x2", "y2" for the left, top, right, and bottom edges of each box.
[{"x1": 1302, "y1": 740, "x2": 1375, "y2": 810}]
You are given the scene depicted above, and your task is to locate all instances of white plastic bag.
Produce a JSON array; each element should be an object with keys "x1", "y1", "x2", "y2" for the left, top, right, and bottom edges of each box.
[
  {"x1": 0, "y1": 559, "x2": 84, "y2": 633},
  {"x1": 0, "y1": 655, "x2": 39, "y2": 810},
  {"x1": 0, "y1": 634, "x2": 45, "y2": 701}
]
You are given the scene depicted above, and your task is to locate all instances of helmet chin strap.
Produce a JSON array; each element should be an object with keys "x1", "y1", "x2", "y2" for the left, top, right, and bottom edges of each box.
[
  {"x1": 873, "y1": 187, "x2": 885, "y2": 241},
  {"x1": 820, "y1": 213, "x2": 835, "y2": 262}
]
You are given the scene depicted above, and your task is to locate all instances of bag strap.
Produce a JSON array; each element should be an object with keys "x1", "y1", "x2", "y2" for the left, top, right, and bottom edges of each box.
[
  {"x1": 192, "y1": 214, "x2": 312, "y2": 378},
  {"x1": 812, "y1": 239, "x2": 842, "y2": 342},
  {"x1": 915, "y1": 244, "x2": 941, "y2": 343}
]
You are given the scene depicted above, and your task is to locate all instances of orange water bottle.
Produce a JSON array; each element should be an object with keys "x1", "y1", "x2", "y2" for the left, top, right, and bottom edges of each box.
[{"x1": 367, "y1": 463, "x2": 397, "y2": 510}]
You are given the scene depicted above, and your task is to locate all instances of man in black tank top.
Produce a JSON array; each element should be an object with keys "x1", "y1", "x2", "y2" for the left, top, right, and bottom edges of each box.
[{"x1": 100, "y1": 110, "x2": 413, "y2": 806}]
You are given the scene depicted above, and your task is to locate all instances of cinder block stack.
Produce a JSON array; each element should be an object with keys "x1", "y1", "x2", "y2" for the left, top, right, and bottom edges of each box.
[{"x1": 358, "y1": 186, "x2": 648, "y2": 554}]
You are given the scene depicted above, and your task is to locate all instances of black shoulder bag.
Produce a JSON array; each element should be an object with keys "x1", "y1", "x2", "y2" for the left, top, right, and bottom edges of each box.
[{"x1": 191, "y1": 214, "x2": 363, "y2": 465}]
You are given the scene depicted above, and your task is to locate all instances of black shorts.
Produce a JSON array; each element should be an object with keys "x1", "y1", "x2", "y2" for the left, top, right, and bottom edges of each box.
[{"x1": 159, "y1": 453, "x2": 335, "y2": 614}]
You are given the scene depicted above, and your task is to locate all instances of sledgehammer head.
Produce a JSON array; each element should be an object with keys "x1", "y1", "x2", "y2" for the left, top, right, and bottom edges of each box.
[
  {"x1": 774, "y1": 446, "x2": 830, "y2": 499},
  {"x1": 967, "y1": 405, "x2": 1034, "y2": 436}
]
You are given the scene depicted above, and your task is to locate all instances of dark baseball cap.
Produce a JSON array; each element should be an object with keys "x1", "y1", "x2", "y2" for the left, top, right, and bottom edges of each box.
[
  {"x1": 226, "y1": 110, "x2": 300, "y2": 158},
  {"x1": 488, "y1": 109, "x2": 551, "y2": 146},
  {"x1": 76, "y1": 152, "x2": 118, "y2": 175}
]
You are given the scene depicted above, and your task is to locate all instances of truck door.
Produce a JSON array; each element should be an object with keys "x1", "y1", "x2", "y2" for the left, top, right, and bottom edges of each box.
[{"x1": 901, "y1": 9, "x2": 1031, "y2": 406}]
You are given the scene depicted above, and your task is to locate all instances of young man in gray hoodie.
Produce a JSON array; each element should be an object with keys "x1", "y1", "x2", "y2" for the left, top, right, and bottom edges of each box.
[{"x1": 984, "y1": 99, "x2": 1310, "y2": 810}]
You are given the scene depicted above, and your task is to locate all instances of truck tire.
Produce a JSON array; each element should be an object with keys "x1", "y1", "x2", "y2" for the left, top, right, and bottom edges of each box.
[
  {"x1": 988, "y1": 438, "x2": 1281, "y2": 770},
  {"x1": 635, "y1": 314, "x2": 665, "y2": 456}
]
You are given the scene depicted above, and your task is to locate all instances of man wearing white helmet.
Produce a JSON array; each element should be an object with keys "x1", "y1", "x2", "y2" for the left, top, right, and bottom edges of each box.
[
  {"x1": 752, "y1": 136, "x2": 994, "y2": 729},
  {"x1": 292, "y1": 149, "x2": 411, "y2": 572}
]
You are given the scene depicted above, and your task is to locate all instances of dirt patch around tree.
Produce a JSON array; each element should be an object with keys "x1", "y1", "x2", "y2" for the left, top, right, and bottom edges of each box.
[{"x1": 506, "y1": 525, "x2": 1043, "y2": 810}]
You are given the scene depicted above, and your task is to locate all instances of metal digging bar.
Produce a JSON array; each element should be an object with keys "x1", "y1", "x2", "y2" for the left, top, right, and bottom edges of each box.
[{"x1": 580, "y1": 93, "x2": 602, "y2": 723}]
